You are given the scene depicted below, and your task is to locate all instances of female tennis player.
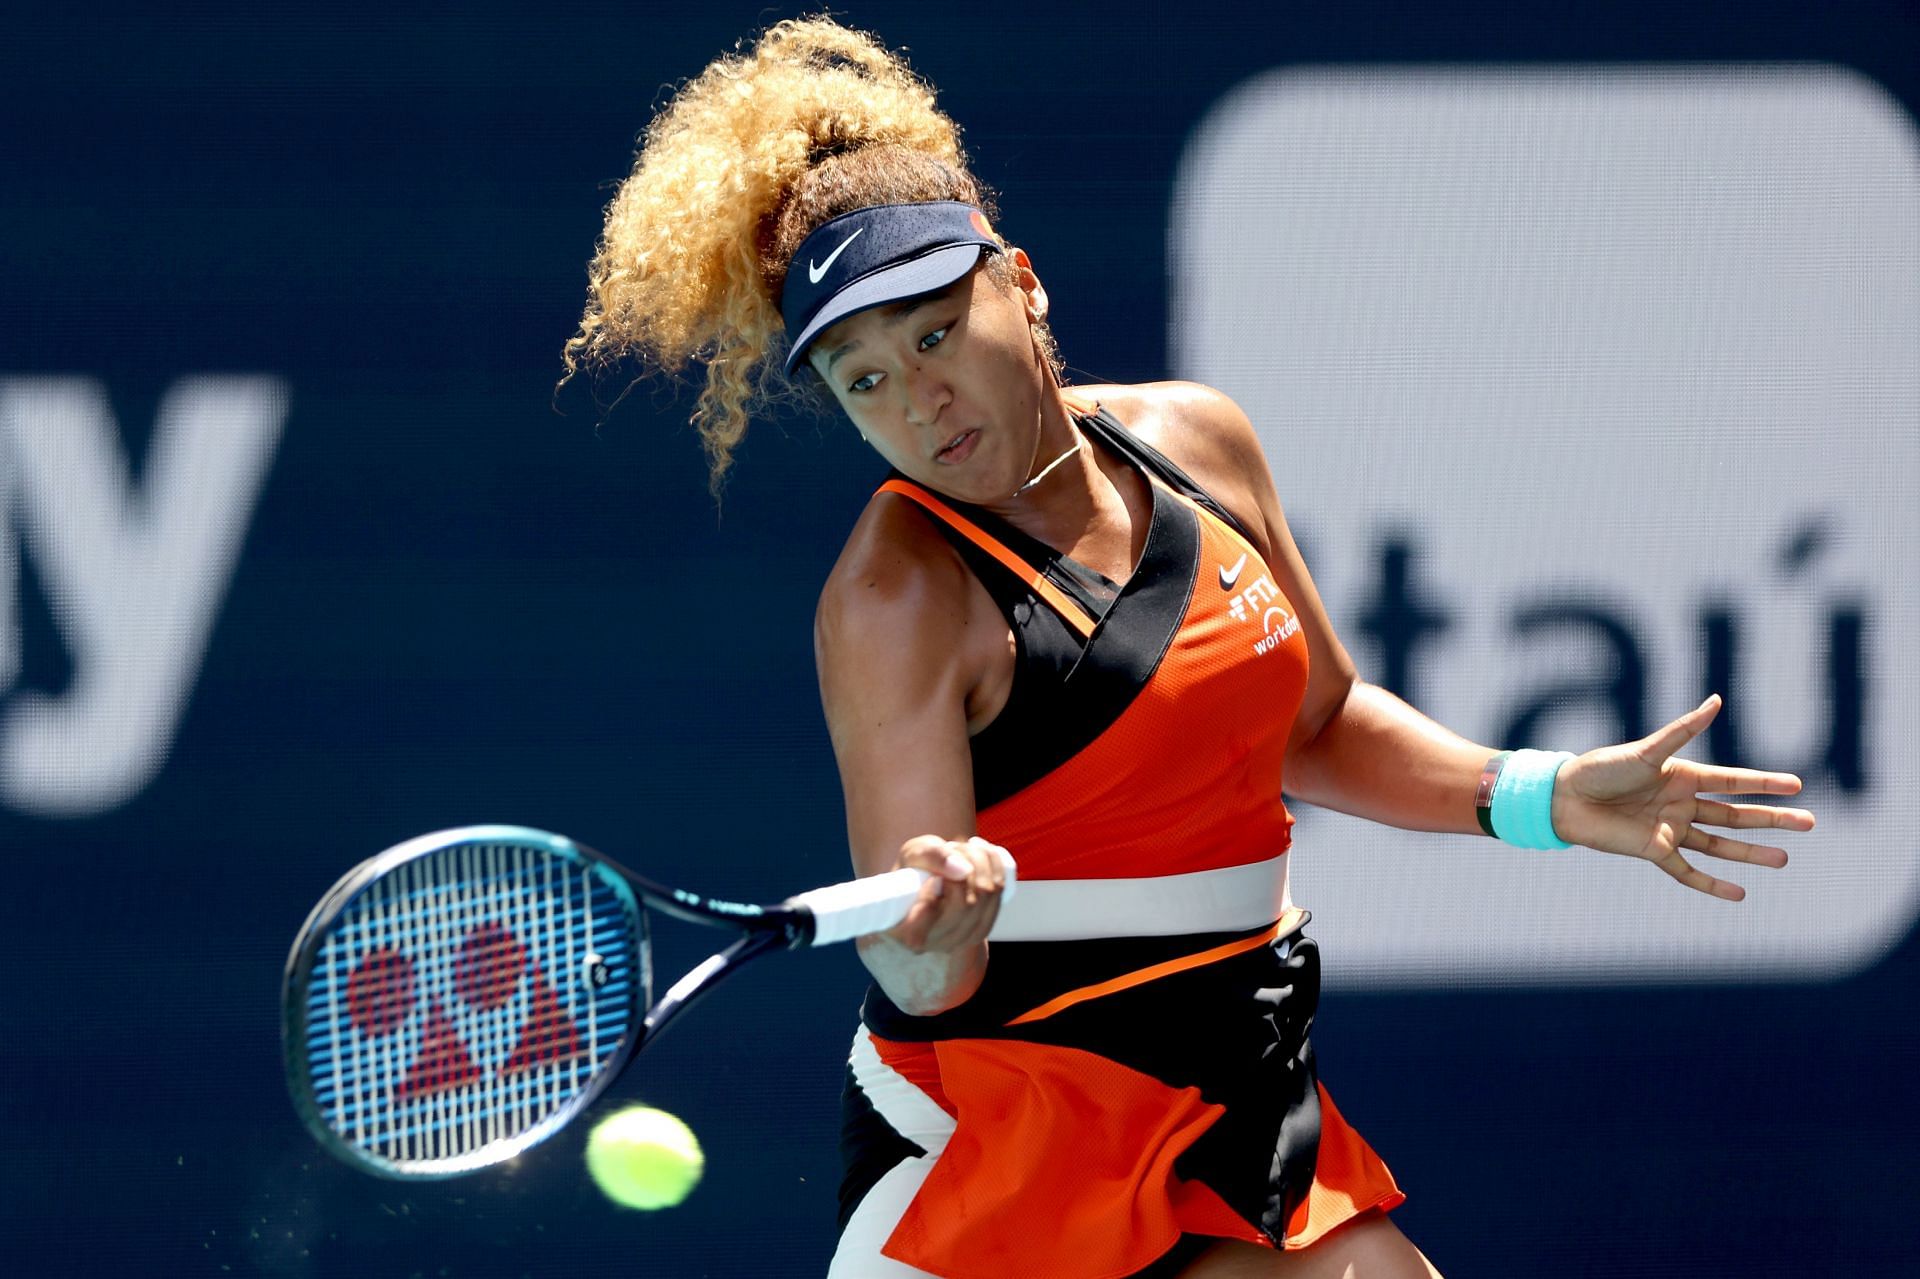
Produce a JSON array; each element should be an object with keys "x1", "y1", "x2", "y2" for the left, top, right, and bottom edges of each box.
[{"x1": 562, "y1": 18, "x2": 1815, "y2": 1278}]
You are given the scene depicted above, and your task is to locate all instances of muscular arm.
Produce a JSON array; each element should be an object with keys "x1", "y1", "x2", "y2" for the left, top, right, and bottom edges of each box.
[
  {"x1": 1285, "y1": 681, "x2": 1492, "y2": 835},
  {"x1": 1172, "y1": 385, "x2": 1495, "y2": 836},
  {"x1": 814, "y1": 500, "x2": 1004, "y2": 1014}
]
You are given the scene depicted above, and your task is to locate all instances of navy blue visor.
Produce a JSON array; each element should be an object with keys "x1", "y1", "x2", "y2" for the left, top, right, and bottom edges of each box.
[{"x1": 781, "y1": 201, "x2": 1002, "y2": 376}]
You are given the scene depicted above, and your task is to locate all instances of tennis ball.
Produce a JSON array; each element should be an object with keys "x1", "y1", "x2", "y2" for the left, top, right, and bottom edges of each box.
[{"x1": 584, "y1": 1106, "x2": 704, "y2": 1210}]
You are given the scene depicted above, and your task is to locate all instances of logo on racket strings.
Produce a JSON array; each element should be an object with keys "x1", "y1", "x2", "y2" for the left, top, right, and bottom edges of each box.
[{"x1": 340, "y1": 920, "x2": 598, "y2": 1100}]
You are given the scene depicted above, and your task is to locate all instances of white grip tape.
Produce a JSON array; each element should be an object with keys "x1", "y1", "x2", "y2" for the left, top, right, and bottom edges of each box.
[{"x1": 792, "y1": 845, "x2": 1018, "y2": 947}]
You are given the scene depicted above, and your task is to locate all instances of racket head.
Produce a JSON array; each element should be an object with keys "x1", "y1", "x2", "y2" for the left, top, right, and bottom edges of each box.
[{"x1": 283, "y1": 825, "x2": 648, "y2": 1179}]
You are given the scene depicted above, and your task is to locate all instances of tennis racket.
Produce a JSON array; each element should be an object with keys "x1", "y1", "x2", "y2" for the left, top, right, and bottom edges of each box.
[{"x1": 282, "y1": 823, "x2": 1015, "y2": 1179}]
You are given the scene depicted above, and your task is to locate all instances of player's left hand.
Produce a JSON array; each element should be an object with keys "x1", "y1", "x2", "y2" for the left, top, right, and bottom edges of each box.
[{"x1": 1549, "y1": 694, "x2": 1816, "y2": 900}]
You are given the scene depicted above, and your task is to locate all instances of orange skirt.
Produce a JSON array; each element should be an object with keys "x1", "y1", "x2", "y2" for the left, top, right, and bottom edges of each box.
[{"x1": 836, "y1": 925, "x2": 1405, "y2": 1279}]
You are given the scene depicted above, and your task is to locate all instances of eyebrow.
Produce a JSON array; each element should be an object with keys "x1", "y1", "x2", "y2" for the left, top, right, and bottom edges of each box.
[{"x1": 822, "y1": 285, "x2": 960, "y2": 375}]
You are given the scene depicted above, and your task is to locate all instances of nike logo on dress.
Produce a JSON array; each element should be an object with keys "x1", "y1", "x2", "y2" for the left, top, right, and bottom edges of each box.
[
  {"x1": 1219, "y1": 553, "x2": 1248, "y2": 590},
  {"x1": 808, "y1": 228, "x2": 865, "y2": 284}
]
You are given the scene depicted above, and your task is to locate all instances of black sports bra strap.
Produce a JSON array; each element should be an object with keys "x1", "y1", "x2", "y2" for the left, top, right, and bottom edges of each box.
[
  {"x1": 879, "y1": 470, "x2": 1115, "y2": 625},
  {"x1": 1077, "y1": 406, "x2": 1261, "y2": 549}
]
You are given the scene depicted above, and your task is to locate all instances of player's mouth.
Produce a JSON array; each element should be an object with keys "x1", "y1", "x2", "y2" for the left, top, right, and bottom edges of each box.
[{"x1": 934, "y1": 429, "x2": 979, "y2": 464}]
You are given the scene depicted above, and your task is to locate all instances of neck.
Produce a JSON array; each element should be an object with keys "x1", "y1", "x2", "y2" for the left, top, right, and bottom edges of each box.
[
  {"x1": 976, "y1": 382, "x2": 1101, "y2": 525},
  {"x1": 1010, "y1": 426, "x2": 1084, "y2": 496}
]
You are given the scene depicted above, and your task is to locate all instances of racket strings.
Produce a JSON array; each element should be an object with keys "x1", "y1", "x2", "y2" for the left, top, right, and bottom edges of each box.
[{"x1": 301, "y1": 841, "x2": 642, "y2": 1169}]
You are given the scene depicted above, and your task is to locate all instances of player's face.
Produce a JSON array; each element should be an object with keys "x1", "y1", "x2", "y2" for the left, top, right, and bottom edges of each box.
[{"x1": 809, "y1": 253, "x2": 1049, "y2": 505}]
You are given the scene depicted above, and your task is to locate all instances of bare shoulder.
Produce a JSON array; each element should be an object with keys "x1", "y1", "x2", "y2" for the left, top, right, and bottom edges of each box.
[
  {"x1": 1072, "y1": 381, "x2": 1276, "y2": 555},
  {"x1": 816, "y1": 490, "x2": 976, "y2": 657},
  {"x1": 813, "y1": 488, "x2": 999, "y2": 732},
  {"x1": 1080, "y1": 380, "x2": 1262, "y2": 466}
]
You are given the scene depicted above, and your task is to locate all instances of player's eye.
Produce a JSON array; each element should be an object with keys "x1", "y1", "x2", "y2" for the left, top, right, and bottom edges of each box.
[
  {"x1": 848, "y1": 372, "x2": 882, "y2": 394},
  {"x1": 919, "y1": 326, "x2": 949, "y2": 352}
]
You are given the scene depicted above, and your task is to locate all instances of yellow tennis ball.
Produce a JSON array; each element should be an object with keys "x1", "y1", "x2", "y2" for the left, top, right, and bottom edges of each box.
[{"x1": 584, "y1": 1106, "x2": 704, "y2": 1210}]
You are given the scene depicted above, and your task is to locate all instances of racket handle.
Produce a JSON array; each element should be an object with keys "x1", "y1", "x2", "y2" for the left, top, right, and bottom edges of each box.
[{"x1": 791, "y1": 846, "x2": 1018, "y2": 947}]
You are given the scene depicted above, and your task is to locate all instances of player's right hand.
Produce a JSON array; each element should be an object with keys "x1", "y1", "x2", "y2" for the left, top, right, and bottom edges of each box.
[{"x1": 884, "y1": 834, "x2": 1012, "y2": 955}]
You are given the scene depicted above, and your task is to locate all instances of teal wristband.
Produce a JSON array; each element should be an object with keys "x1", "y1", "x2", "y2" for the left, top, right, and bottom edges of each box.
[{"x1": 1489, "y1": 749, "x2": 1576, "y2": 850}]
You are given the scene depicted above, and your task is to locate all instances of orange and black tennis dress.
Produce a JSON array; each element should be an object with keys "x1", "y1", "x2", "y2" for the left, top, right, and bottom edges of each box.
[{"x1": 829, "y1": 406, "x2": 1404, "y2": 1279}]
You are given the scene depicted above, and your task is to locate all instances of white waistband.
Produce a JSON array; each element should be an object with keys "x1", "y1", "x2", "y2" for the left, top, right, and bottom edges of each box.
[{"x1": 986, "y1": 853, "x2": 1292, "y2": 942}]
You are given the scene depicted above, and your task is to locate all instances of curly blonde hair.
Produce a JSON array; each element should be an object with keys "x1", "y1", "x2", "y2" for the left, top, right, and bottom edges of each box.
[{"x1": 561, "y1": 15, "x2": 1062, "y2": 496}]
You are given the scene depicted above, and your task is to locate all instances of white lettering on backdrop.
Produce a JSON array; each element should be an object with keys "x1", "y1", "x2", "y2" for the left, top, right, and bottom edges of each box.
[
  {"x1": 0, "y1": 376, "x2": 286, "y2": 817},
  {"x1": 1171, "y1": 65, "x2": 1919, "y2": 986}
]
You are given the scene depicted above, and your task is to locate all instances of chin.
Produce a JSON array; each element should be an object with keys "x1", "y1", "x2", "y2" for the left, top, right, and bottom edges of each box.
[{"x1": 915, "y1": 469, "x2": 988, "y2": 504}]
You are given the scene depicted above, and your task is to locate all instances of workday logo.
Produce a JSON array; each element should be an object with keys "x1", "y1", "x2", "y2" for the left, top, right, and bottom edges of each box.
[
  {"x1": 0, "y1": 376, "x2": 285, "y2": 818},
  {"x1": 1172, "y1": 63, "x2": 1920, "y2": 986},
  {"x1": 1220, "y1": 561, "x2": 1301, "y2": 656}
]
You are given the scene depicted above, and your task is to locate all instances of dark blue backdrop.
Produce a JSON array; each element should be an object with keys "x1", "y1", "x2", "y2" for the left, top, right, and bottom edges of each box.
[{"x1": 4, "y1": 3, "x2": 1916, "y2": 1275}]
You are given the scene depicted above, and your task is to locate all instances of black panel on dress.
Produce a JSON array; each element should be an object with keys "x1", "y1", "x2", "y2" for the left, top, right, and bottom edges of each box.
[
  {"x1": 922, "y1": 532, "x2": 1098, "y2": 809},
  {"x1": 882, "y1": 405, "x2": 1212, "y2": 809}
]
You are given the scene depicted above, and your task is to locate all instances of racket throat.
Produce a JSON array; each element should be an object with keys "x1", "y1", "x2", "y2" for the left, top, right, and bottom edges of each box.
[{"x1": 638, "y1": 930, "x2": 786, "y2": 1047}]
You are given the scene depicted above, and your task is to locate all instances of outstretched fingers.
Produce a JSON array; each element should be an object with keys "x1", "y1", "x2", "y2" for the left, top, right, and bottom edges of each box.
[
  {"x1": 1687, "y1": 764, "x2": 1809, "y2": 800},
  {"x1": 1657, "y1": 847, "x2": 1747, "y2": 901},
  {"x1": 1652, "y1": 806, "x2": 1790, "y2": 896},
  {"x1": 1638, "y1": 694, "x2": 1722, "y2": 765},
  {"x1": 1692, "y1": 796, "x2": 1815, "y2": 834},
  {"x1": 1679, "y1": 824, "x2": 1788, "y2": 869}
]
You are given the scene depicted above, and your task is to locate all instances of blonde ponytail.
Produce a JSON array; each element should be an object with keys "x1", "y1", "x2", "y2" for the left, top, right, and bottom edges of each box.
[{"x1": 561, "y1": 17, "x2": 1000, "y2": 496}]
